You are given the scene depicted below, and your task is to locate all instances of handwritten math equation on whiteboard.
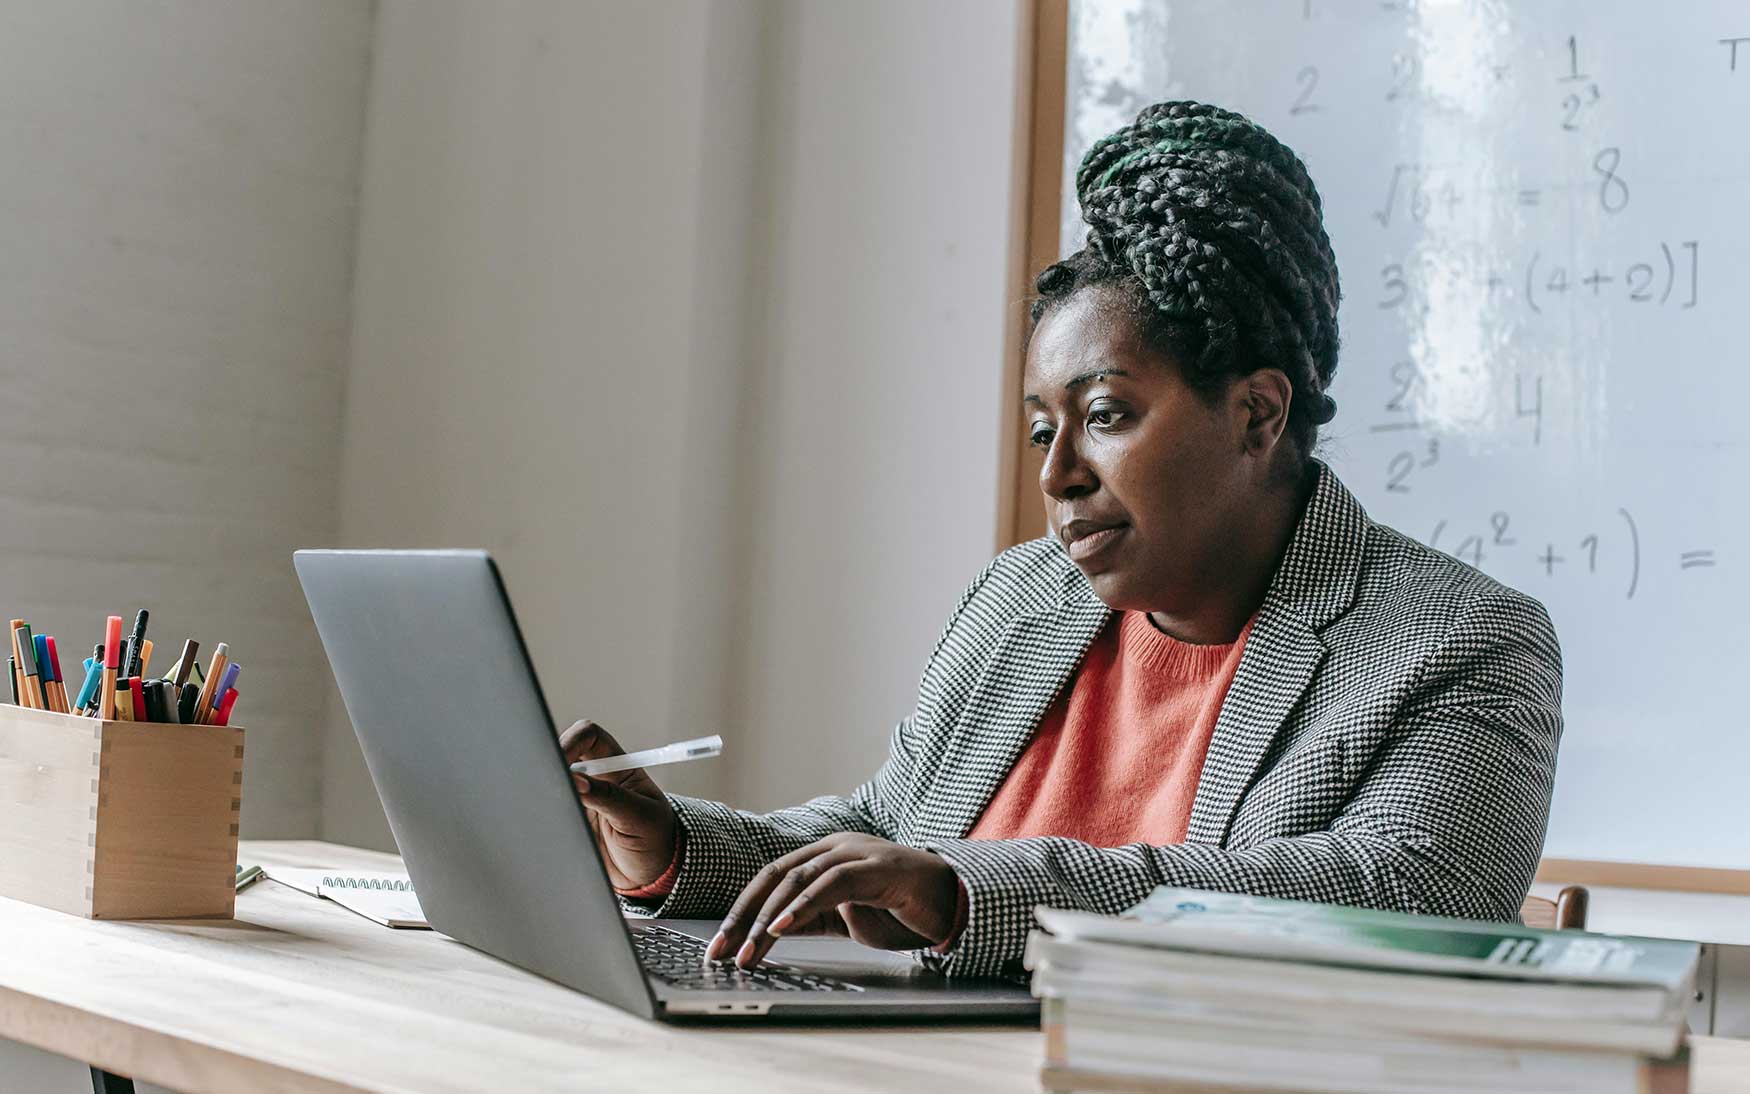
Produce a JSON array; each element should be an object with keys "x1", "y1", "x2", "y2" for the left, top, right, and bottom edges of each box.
[{"x1": 1063, "y1": 1, "x2": 1748, "y2": 611}]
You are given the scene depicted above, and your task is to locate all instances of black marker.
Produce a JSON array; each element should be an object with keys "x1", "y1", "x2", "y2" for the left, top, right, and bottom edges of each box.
[
  {"x1": 149, "y1": 680, "x2": 174, "y2": 723},
  {"x1": 122, "y1": 609, "x2": 150, "y2": 680},
  {"x1": 177, "y1": 681, "x2": 200, "y2": 724}
]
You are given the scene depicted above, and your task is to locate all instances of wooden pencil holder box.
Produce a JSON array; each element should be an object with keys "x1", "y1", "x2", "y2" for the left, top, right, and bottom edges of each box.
[{"x1": 0, "y1": 703, "x2": 244, "y2": 919}]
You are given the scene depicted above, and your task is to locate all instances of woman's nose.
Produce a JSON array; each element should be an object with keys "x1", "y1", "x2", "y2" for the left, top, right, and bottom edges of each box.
[{"x1": 1039, "y1": 433, "x2": 1097, "y2": 500}]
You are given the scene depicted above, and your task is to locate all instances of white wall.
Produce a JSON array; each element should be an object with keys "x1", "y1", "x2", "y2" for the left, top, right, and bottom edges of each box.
[
  {"x1": 322, "y1": 0, "x2": 1024, "y2": 846},
  {"x1": 726, "y1": 0, "x2": 1022, "y2": 809},
  {"x1": 0, "y1": 2, "x2": 374, "y2": 1086},
  {"x1": 0, "y1": 0, "x2": 373, "y2": 837},
  {"x1": 324, "y1": 0, "x2": 777, "y2": 847}
]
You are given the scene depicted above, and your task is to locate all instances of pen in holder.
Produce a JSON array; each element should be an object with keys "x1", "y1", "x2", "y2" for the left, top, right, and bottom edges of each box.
[{"x1": 0, "y1": 704, "x2": 245, "y2": 919}]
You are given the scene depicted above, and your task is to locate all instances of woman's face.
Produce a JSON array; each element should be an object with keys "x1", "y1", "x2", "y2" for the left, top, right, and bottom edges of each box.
[{"x1": 1022, "y1": 285, "x2": 1272, "y2": 612}]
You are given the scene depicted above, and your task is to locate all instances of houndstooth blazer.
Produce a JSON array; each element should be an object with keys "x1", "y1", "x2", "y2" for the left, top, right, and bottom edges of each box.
[{"x1": 636, "y1": 460, "x2": 1565, "y2": 978}]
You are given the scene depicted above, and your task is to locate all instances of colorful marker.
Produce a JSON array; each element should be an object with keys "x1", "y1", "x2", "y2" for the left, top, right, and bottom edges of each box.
[
  {"x1": 43, "y1": 635, "x2": 66, "y2": 713},
  {"x1": 8, "y1": 621, "x2": 25, "y2": 706},
  {"x1": 80, "y1": 643, "x2": 103, "y2": 713},
  {"x1": 99, "y1": 615, "x2": 123, "y2": 721},
  {"x1": 212, "y1": 663, "x2": 241, "y2": 713},
  {"x1": 32, "y1": 634, "x2": 53, "y2": 711},
  {"x1": 75, "y1": 651, "x2": 102, "y2": 713},
  {"x1": 34, "y1": 634, "x2": 65, "y2": 713},
  {"x1": 214, "y1": 688, "x2": 239, "y2": 727},
  {"x1": 15, "y1": 622, "x2": 44, "y2": 710},
  {"x1": 193, "y1": 643, "x2": 229, "y2": 725},
  {"x1": 10, "y1": 622, "x2": 30, "y2": 708}
]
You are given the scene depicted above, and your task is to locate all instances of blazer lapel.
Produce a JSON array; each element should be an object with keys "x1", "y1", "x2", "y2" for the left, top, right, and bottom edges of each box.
[
  {"x1": 914, "y1": 584, "x2": 1112, "y2": 843},
  {"x1": 1184, "y1": 460, "x2": 1369, "y2": 846},
  {"x1": 1182, "y1": 604, "x2": 1325, "y2": 845}
]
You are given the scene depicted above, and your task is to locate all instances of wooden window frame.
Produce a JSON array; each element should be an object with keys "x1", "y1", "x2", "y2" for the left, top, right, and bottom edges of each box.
[{"x1": 994, "y1": 0, "x2": 1067, "y2": 553}]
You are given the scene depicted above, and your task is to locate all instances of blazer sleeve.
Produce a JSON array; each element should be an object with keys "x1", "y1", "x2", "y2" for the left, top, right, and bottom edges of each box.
[
  {"x1": 917, "y1": 588, "x2": 1564, "y2": 978},
  {"x1": 618, "y1": 557, "x2": 1001, "y2": 920}
]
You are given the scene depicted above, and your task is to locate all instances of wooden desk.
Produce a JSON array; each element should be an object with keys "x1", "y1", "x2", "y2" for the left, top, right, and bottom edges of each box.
[
  {"x1": 0, "y1": 840, "x2": 1039, "y2": 1093},
  {"x1": 0, "y1": 840, "x2": 1743, "y2": 1094}
]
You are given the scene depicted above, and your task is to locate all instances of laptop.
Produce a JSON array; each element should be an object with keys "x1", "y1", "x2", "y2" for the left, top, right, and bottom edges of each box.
[{"x1": 293, "y1": 549, "x2": 1038, "y2": 1022}]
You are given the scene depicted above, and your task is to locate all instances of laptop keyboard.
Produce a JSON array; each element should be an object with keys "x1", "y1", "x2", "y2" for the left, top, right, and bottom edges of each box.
[{"x1": 633, "y1": 925, "x2": 863, "y2": 993}]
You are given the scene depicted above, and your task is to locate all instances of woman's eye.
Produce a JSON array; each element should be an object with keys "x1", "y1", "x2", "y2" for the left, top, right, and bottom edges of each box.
[
  {"x1": 1028, "y1": 426, "x2": 1054, "y2": 448},
  {"x1": 1088, "y1": 407, "x2": 1122, "y2": 428}
]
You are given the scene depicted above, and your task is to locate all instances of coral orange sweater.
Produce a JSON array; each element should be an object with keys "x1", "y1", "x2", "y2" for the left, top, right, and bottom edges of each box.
[
  {"x1": 928, "y1": 607, "x2": 1257, "y2": 950},
  {"x1": 967, "y1": 607, "x2": 1258, "y2": 846},
  {"x1": 622, "y1": 608, "x2": 1259, "y2": 949}
]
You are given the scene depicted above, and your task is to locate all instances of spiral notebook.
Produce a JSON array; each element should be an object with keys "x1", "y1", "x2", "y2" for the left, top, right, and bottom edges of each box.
[{"x1": 258, "y1": 865, "x2": 431, "y2": 929}]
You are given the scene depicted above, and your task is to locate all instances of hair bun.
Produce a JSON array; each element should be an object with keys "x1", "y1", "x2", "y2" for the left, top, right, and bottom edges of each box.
[{"x1": 1070, "y1": 100, "x2": 1343, "y2": 438}]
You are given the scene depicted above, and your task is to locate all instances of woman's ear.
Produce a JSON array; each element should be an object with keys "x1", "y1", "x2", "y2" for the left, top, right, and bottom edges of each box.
[{"x1": 1239, "y1": 369, "x2": 1293, "y2": 455}]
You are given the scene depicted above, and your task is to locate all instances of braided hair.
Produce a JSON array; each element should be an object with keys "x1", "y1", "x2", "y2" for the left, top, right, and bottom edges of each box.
[{"x1": 1031, "y1": 101, "x2": 1341, "y2": 460}]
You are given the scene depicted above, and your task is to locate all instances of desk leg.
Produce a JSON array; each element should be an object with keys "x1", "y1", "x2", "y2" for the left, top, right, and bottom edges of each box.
[{"x1": 90, "y1": 1066, "x2": 136, "y2": 1093}]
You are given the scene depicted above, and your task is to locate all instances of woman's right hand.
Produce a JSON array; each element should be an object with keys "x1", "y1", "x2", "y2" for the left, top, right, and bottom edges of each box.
[{"x1": 559, "y1": 720, "x2": 679, "y2": 891}]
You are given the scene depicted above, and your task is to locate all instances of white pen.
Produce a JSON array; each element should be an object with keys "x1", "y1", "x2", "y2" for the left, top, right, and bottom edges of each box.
[{"x1": 570, "y1": 734, "x2": 723, "y2": 777}]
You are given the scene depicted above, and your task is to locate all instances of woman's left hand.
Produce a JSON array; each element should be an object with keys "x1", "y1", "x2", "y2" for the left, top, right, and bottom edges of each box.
[{"x1": 704, "y1": 833, "x2": 961, "y2": 968}]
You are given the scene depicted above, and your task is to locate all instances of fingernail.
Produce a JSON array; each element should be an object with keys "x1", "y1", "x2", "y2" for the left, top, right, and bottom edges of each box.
[
  {"x1": 735, "y1": 939, "x2": 756, "y2": 968},
  {"x1": 574, "y1": 777, "x2": 591, "y2": 795},
  {"x1": 769, "y1": 910, "x2": 794, "y2": 935},
  {"x1": 704, "y1": 931, "x2": 724, "y2": 961}
]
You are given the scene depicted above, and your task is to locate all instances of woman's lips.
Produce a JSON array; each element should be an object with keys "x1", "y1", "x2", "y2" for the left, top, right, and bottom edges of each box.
[{"x1": 1067, "y1": 523, "x2": 1127, "y2": 563}]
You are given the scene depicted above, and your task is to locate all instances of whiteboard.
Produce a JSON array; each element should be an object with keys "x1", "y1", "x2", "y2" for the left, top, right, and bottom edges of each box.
[{"x1": 1061, "y1": 1, "x2": 1750, "y2": 871}]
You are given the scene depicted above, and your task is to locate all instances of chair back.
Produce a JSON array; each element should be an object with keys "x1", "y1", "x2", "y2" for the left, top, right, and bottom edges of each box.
[{"x1": 1520, "y1": 885, "x2": 1589, "y2": 930}]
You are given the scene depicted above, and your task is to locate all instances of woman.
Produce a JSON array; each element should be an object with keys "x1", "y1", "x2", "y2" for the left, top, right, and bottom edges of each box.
[{"x1": 565, "y1": 101, "x2": 1563, "y2": 980}]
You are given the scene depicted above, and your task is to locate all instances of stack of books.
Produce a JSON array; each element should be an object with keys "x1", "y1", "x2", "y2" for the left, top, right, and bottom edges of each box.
[{"x1": 1026, "y1": 887, "x2": 1700, "y2": 1094}]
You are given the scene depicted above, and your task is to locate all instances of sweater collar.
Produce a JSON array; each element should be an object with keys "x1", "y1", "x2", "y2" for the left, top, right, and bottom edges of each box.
[{"x1": 1119, "y1": 608, "x2": 1258, "y2": 679}]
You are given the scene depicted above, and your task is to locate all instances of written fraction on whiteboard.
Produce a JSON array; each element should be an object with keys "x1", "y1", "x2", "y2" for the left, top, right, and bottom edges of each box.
[{"x1": 1064, "y1": 2, "x2": 1750, "y2": 870}]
